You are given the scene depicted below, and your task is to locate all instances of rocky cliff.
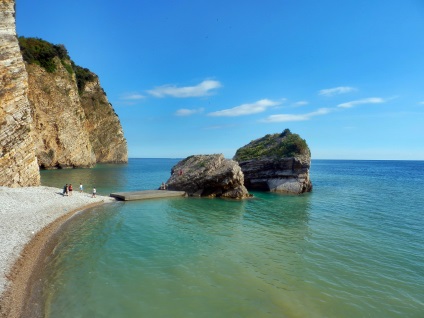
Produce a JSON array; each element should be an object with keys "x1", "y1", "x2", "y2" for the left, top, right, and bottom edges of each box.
[
  {"x1": 166, "y1": 154, "x2": 251, "y2": 199},
  {"x1": 20, "y1": 37, "x2": 128, "y2": 168},
  {"x1": 80, "y1": 75, "x2": 127, "y2": 163},
  {"x1": 0, "y1": 1, "x2": 40, "y2": 186},
  {"x1": 26, "y1": 60, "x2": 96, "y2": 168},
  {"x1": 233, "y1": 129, "x2": 312, "y2": 194}
]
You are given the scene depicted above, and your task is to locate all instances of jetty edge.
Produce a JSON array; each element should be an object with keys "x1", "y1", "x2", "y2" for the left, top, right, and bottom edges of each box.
[{"x1": 110, "y1": 190, "x2": 186, "y2": 201}]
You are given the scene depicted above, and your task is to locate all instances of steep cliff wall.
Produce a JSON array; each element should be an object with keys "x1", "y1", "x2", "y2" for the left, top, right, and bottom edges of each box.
[
  {"x1": 20, "y1": 37, "x2": 128, "y2": 168},
  {"x1": 0, "y1": 1, "x2": 40, "y2": 186},
  {"x1": 80, "y1": 76, "x2": 128, "y2": 163},
  {"x1": 27, "y1": 60, "x2": 96, "y2": 168}
]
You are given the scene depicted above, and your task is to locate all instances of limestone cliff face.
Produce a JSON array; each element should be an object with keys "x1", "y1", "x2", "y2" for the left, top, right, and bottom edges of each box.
[
  {"x1": 27, "y1": 60, "x2": 96, "y2": 168},
  {"x1": 80, "y1": 76, "x2": 128, "y2": 163},
  {"x1": 0, "y1": 1, "x2": 40, "y2": 186},
  {"x1": 21, "y1": 38, "x2": 128, "y2": 168}
]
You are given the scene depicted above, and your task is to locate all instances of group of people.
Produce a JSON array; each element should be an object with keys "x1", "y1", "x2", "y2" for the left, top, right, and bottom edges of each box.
[
  {"x1": 62, "y1": 183, "x2": 74, "y2": 196},
  {"x1": 62, "y1": 183, "x2": 96, "y2": 197}
]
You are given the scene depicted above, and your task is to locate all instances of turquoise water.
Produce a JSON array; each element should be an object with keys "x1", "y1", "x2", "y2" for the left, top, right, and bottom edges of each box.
[{"x1": 39, "y1": 159, "x2": 424, "y2": 317}]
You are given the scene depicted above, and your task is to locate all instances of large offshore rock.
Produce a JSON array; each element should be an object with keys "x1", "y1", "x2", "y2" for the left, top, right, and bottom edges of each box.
[
  {"x1": 166, "y1": 154, "x2": 251, "y2": 199},
  {"x1": 0, "y1": 1, "x2": 40, "y2": 186},
  {"x1": 234, "y1": 129, "x2": 312, "y2": 194}
]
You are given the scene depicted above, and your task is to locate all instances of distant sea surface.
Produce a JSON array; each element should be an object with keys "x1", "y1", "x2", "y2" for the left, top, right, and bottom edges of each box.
[{"x1": 39, "y1": 159, "x2": 424, "y2": 317}]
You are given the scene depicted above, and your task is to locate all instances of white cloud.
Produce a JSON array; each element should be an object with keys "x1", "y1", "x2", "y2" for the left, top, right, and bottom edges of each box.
[
  {"x1": 337, "y1": 97, "x2": 385, "y2": 108},
  {"x1": 175, "y1": 108, "x2": 205, "y2": 116},
  {"x1": 121, "y1": 93, "x2": 145, "y2": 100},
  {"x1": 319, "y1": 86, "x2": 356, "y2": 96},
  {"x1": 208, "y1": 99, "x2": 281, "y2": 117},
  {"x1": 147, "y1": 80, "x2": 222, "y2": 98},
  {"x1": 262, "y1": 108, "x2": 332, "y2": 123},
  {"x1": 293, "y1": 101, "x2": 308, "y2": 107}
]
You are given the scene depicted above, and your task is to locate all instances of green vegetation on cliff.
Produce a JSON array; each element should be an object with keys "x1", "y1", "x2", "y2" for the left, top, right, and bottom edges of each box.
[
  {"x1": 234, "y1": 129, "x2": 310, "y2": 161},
  {"x1": 18, "y1": 37, "x2": 95, "y2": 94}
]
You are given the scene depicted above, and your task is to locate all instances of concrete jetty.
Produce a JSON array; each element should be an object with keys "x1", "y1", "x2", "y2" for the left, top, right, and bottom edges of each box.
[{"x1": 110, "y1": 190, "x2": 186, "y2": 201}]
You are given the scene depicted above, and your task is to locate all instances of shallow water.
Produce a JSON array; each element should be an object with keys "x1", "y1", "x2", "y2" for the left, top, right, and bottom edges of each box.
[{"x1": 40, "y1": 159, "x2": 424, "y2": 317}]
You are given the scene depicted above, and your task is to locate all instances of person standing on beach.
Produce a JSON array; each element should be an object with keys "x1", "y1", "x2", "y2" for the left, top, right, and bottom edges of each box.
[
  {"x1": 79, "y1": 183, "x2": 83, "y2": 193},
  {"x1": 92, "y1": 187, "x2": 96, "y2": 198},
  {"x1": 63, "y1": 184, "x2": 68, "y2": 196},
  {"x1": 69, "y1": 184, "x2": 73, "y2": 196}
]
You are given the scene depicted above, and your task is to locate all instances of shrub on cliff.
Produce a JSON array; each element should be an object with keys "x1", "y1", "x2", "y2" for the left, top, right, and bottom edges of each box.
[
  {"x1": 71, "y1": 62, "x2": 96, "y2": 94},
  {"x1": 233, "y1": 129, "x2": 310, "y2": 161},
  {"x1": 18, "y1": 37, "x2": 69, "y2": 73},
  {"x1": 18, "y1": 36, "x2": 95, "y2": 94}
]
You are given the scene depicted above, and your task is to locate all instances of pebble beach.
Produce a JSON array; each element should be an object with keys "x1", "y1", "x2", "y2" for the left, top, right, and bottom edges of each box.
[{"x1": 0, "y1": 186, "x2": 115, "y2": 317}]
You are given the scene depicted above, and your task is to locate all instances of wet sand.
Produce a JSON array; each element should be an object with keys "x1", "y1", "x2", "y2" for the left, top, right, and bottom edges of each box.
[{"x1": 0, "y1": 186, "x2": 115, "y2": 318}]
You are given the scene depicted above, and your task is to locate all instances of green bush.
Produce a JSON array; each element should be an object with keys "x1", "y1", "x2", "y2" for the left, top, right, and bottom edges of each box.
[
  {"x1": 19, "y1": 37, "x2": 70, "y2": 73},
  {"x1": 18, "y1": 36, "x2": 96, "y2": 94},
  {"x1": 71, "y1": 62, "x2": 96, "y2": 94},
  {"x1": 234, "y1": 129, "x2": 310, "y2": 161}
]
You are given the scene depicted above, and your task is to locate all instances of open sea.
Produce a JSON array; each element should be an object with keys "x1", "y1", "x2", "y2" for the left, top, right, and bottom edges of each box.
[{"x1": 38, "y1": 159, "x2": 424, "y2": 317}]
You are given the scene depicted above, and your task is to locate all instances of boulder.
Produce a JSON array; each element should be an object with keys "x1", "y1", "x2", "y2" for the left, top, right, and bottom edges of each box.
[
  {"x1": 234, "y1": 129, "x2": 312, "y2": 194},
  {"x1": 165, "y1": 154, "x2": 251, "y2": 199}
]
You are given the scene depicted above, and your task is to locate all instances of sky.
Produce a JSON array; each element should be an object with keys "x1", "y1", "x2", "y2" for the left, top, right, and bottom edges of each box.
[{"x1": 16, "y1": 0, "x2": 424, "y2": 159}]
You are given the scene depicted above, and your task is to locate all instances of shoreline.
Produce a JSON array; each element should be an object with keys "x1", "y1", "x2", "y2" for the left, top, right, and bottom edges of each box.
[{"x1": 0, "y1": 186, "x2": 115, "y2": 318}]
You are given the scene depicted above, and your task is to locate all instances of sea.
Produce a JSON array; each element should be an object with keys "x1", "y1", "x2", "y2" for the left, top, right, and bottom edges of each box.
[{"x1": 37, "y1": 159, "x2": 424, "y2": 318}]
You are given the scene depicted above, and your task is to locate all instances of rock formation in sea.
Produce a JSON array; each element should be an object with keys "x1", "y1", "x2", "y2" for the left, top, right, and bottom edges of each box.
[
  {"x1": 233, "y1": 129, "x2": 312, "y2": 194},
  {"x1": 20, "y1": 37, "x2": 128, "y2": 168},
  {"x1": 165, "y1": 154, "x2": 251, "y2": 199},
  {"x1": 0, "y1": 1, "x2": 40, "y2": 186}
]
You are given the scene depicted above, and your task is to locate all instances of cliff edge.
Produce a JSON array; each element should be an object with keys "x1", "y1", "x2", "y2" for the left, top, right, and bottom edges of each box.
[
  {"x1": 0, "y1": 1, "x2": 40, "y2": 186},
  {"x1": 0, "y1": 0, "x2": 128, "y2": 187},
  {"x1": 19, "y1": 37, "x2": 128, "y2": 168},
  {"x1": 233, "y1": 129, "x2": 312, "y2": 194}
]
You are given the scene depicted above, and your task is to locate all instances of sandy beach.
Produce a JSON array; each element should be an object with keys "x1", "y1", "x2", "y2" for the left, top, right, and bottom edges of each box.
[{"x1": 0, "y1": 186, "x2": 115, "y2": 317}]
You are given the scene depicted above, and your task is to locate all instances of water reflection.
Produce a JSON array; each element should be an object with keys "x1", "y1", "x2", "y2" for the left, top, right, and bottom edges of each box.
[
  {"x1": 166, "y1": 197, "x2": 246, "y2": 229},
  {"x1": 40, "y1": 158, "x2": 181, "y2": 195}
]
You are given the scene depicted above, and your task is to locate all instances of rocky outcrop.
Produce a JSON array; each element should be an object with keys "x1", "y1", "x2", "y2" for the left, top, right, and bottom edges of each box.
[
  {"x1": 27, "y1": 60, "x2": 96, "y2": 168},
  {"x1": 0, "y1": 1, "x2": 40, "y2": 186},
  {"x1": 234, "y1": 129, "x2": 312, "y2": 194},
  {"x1": 80, "y1": 76, "x2": 127, "y2": 163},
  {"x1": 165, "y1": 154, "x2": 251, "y2": 199}
]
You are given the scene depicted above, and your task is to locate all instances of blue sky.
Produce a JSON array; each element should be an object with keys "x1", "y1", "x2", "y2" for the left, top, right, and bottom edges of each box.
[{"x1": 16, "y1": 0, "x2": 424, "y2": 159}]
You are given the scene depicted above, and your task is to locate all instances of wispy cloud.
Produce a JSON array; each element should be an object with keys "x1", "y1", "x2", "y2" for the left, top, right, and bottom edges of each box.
[
  {"x1": 319, "y1": 86, "x2": 356, "y2": 96},
  {"x1": 147, "y1": 80, "x2": 222, "y2": 98},
  {"x1": 293, "y1": 101, "x2": 308, "y2": 107},
  {"x1": 208, "y1": 99, "x2": 281, "y2": 117},
  {"x1": 419, "y1": 101, "x2": 424, "y2": 105},
  {"x1": 121, "y1": 93, "x2": 145, "y2": 100},
  {"x1": 175, "y1": 108, "x2": 205, "y2": 116},
  {"x1": 337, "y1": 97, "x2": 385, "y2": 108},
  {"x1": 262, "y1": 108, "x2": 332, "y2": 123}
]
